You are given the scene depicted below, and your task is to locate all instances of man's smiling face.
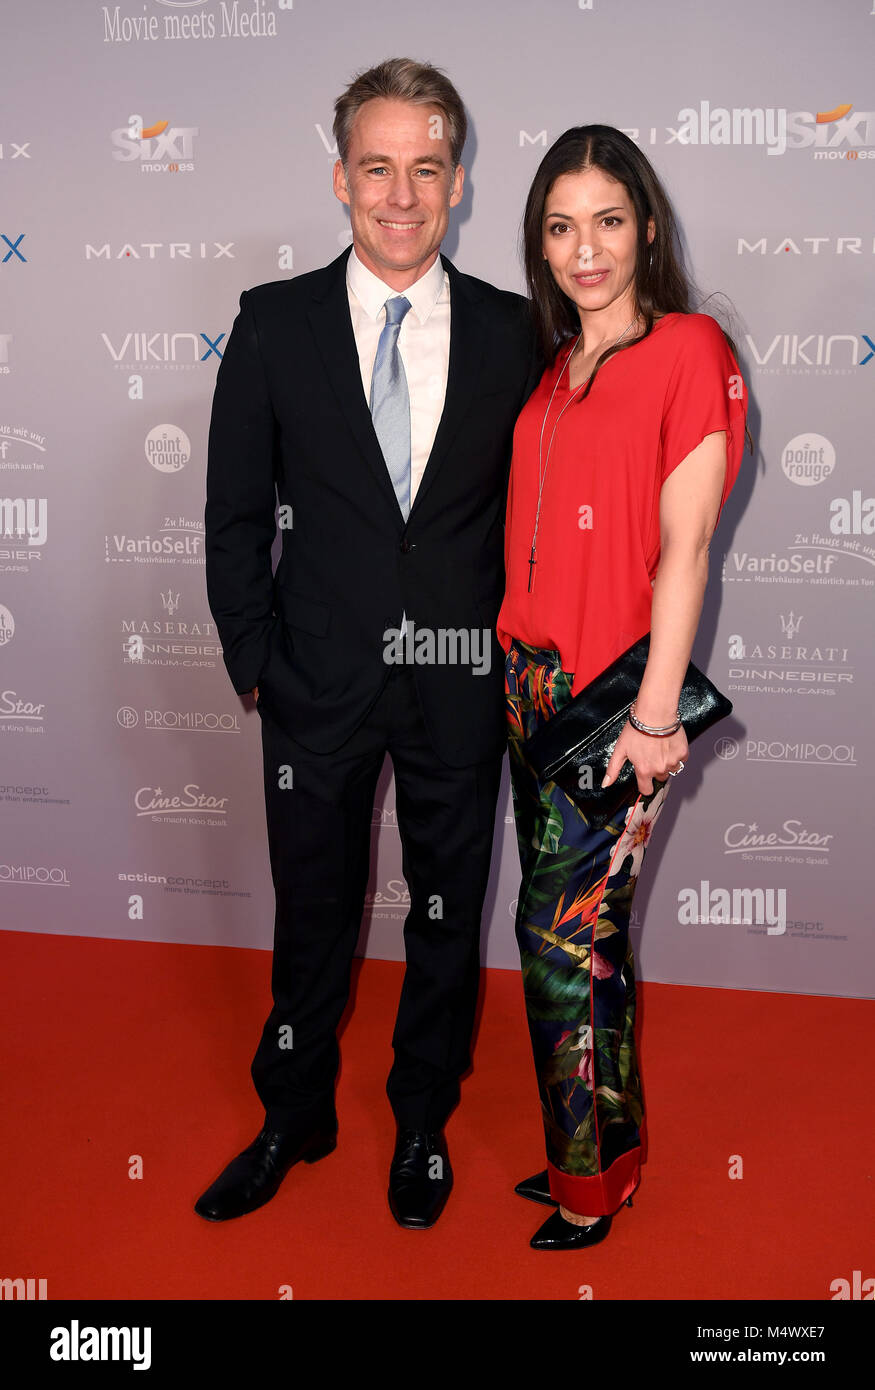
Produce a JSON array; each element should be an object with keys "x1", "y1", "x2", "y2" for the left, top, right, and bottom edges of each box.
[{"x1": 333, "y1": 97, "x2": 464, "y2": 290}]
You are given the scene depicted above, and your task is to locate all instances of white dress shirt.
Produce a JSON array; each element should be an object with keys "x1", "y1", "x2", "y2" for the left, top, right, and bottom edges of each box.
[{"x1": 346, "y1": 245, "x2": 450, "y2": 506}]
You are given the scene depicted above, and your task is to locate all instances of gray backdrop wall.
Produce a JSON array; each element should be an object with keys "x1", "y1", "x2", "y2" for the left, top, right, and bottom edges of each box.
[{"x1": 2, "y1": 0, "x2": 873, "y2": 998}]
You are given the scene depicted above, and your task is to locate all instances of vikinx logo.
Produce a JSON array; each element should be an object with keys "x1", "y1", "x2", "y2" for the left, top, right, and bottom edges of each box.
[
  {"x1": 1, "y1": 234, "x2": 26, "y2": 264},
  {"x1": 101, "y1": 331, "x2": 224, "y2": 366},
  {"x1": 111, "y1": 115, "x2": 198, "y2": 172}
]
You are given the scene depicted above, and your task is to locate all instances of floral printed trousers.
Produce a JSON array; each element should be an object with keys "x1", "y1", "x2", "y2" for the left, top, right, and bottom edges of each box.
[{"x1": 505, "y1": 639, "x2": 671, "y2": 1217}]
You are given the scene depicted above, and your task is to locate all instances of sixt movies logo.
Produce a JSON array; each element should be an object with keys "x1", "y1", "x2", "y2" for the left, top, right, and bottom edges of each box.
[
  {"x1": 668, "y1": 101, "x2": 875, "y2": 159},
  {"x1": 111, "y1": 114, "x2": 198, "y2": 172},
  {"x1": 610, "y1": 101, "x2": 875, "y2": 159}
]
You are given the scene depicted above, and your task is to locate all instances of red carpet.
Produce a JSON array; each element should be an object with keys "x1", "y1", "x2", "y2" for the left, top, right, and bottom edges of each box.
[{"x1": 0, "y1": 929, "x2": 872, "y2": 1300}]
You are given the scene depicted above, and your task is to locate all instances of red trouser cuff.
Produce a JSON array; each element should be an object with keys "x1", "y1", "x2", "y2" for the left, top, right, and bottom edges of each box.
[{"x1": 547, "y1": 1146, "x2": 640, "y2": 1217}]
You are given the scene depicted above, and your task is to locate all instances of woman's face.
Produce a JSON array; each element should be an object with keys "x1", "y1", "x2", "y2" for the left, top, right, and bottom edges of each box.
[{"x1": 541, "y1": 165, "x2": 653, "y2": 319}]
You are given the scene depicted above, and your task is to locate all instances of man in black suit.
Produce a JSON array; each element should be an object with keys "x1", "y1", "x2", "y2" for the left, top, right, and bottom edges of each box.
[{"x1": 197, "y1": 57, "x2": 535, "y2": 1229}]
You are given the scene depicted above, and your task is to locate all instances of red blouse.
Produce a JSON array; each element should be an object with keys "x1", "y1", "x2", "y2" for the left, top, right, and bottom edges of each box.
[{"x1": 496, "y1": 312, "x2": 748, "y2": 694}]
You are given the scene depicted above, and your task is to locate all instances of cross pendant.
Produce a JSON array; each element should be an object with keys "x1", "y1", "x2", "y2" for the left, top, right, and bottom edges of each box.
[{"x1": 527, "y1": 544, "x2": 537, "y2": 593}]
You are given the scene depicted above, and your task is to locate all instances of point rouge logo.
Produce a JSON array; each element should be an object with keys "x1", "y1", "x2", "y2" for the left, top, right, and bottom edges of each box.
[
  {"x1": 110, "y1": 115, "x2": 198, "y2": 172},
  {"x1": 781, "y1": 434, "x2": 835, "y2": 486},
  {"x1": 145, "y1": 425, "x2": 190, "y2": 473},
  {"x1": 0, "y1": 604, "x2": 15, "y2": 646}
]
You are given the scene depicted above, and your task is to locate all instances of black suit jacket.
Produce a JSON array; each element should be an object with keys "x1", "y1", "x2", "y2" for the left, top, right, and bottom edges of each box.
[{"x1": 205, "y1": 246, "x2": 537, "y2": 767}]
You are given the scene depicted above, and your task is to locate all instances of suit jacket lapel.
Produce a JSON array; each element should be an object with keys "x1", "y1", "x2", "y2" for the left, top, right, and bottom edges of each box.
[
  {"x1": 305, "y1": 249, "x2": 486, "y2": 527},
  {"x1": 408, "y1": 256, "x2": 485, "y2": 520},
  {"x1": 306, "y1": 248, "x2": 406, "y2": 524}
]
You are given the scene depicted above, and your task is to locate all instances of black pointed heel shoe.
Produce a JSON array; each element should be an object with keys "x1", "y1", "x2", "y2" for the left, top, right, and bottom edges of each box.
[
  {"x1": 529, "y1": 1193, "x2": 634, "y2": 1250},
  {"x1": 514, "y1": 1170, "x2": 558, "y2": 1207},
  {"x1": 530, "y1": 1208, "x2": 613, "y2": 1250}
]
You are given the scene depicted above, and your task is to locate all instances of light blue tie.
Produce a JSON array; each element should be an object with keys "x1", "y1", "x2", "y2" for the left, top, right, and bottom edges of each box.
[{"x1": 369, "y1": 296, "x2": 412, "y2": 519}]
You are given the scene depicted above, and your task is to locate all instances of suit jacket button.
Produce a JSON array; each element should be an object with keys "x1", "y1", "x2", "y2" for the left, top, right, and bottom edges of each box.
[{"x1": 400, "y1": 538, "x2": 412, "y2": 553}]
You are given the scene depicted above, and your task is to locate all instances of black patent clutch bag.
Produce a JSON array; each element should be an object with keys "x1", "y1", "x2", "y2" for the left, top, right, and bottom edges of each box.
[{"x1": 522, "y1": 633, "x2": 732, "y2": 829}]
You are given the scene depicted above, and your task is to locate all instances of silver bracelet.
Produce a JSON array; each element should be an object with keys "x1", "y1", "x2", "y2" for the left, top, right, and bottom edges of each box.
[{"x1": 629, "y1": 702, "x2": 682, "y2": 737}]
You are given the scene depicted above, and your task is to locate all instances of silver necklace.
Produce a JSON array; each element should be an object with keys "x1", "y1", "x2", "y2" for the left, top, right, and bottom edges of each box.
[{"x1": 527, "y1": 315, "x2": 639, "y2": 593}]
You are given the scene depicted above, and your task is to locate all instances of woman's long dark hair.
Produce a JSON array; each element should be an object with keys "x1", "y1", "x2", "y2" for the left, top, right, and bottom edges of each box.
[{"x1": 523, "y1": 124, "x2": 751, "y2": 449}]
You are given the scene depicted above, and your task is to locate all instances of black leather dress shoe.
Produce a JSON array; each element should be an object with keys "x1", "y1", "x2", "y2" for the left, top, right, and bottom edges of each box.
[
  {"x1": 514, "y1": 1169, "x2": 558, "y2": 1207},
  {"x1": 530, "y1": 1208, "x2": 613, "y2": 1250},
  {"x1": 194, "y1": 1122, "x2": 337, "y2": 1222},
  {"x1": 388, "y1": 1129, "x2": 453, "y2": 1229}
]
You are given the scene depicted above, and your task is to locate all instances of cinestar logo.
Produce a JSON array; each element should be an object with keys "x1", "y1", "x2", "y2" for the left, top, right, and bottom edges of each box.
[
  {"x1": 738, "y1": 236, "x2": 875, "y2": 254},
  {"x1": 100, "y1": 332, "x2": 224, "y2": 365},
  {"x1": 745, "y1": 332, "x2": 874, "y2": 367},
  {"x1": 111, "y1": 116, "x2": 198, "y2": 171},
  {"x1": 86, "y1": 241, "x2": 234, "y2": 260},
  {"x1": 723, "y1": 820, "x2": 834, "y2": 855},
  {"x1": 134, "y1": 783, "x2": 229, "y2": 820},
  {"x1": 0, "y1": 690, "x2": 46, "y2": 725}
]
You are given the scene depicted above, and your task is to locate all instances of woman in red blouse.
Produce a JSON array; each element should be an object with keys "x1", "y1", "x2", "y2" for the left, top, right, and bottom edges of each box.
[{"x1": 498, "y1": 125, "x2": 749, "y2": 1250}]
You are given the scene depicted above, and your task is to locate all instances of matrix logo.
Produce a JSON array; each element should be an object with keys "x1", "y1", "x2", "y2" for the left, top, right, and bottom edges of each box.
[
  {"x1": 111, "y1": 115, "x2": 198, "y2": 172},
  {"x1": 86, "y1": 240, "x2": 234, "y2": 261}
]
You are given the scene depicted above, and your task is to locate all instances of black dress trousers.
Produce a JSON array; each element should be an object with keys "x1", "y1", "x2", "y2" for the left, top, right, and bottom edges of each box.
[{"x1": 251, "y1": 661, "x2": 503, "y2": 1135}]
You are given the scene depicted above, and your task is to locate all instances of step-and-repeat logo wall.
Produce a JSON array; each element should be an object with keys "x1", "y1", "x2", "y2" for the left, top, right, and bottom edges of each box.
[{"x1": 2, "y1": 0, "x2": 872, "y2": 998}]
